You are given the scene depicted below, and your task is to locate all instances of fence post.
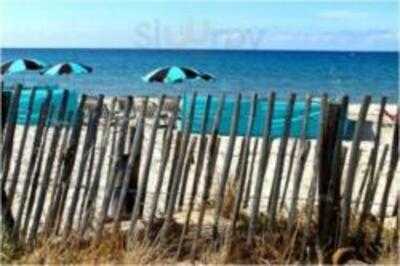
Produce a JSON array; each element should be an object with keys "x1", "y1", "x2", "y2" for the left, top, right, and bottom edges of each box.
[{"x1": 317, "y1": 102, "x2": 342, "y2": 259}]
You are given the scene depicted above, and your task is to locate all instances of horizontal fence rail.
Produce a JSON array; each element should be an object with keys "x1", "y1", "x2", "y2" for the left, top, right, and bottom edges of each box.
[{"x1": 1, "y1": 86, "x2": 399, "y2": 263}]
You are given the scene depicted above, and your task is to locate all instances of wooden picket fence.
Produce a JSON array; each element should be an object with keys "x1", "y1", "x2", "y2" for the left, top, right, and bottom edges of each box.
[{"x1": 1, "y1": 85, "x2": 398, "y2": 262}]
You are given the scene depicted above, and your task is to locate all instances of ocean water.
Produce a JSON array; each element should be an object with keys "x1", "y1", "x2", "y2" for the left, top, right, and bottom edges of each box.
[{"x1": 1, "y1": 48, "x2": 398, "y2": 102}]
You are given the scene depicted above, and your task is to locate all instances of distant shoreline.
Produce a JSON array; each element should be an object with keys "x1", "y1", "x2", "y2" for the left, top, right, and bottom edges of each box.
[{"x1": 1, "y1": 47, "x2": 398, "y2": 53}]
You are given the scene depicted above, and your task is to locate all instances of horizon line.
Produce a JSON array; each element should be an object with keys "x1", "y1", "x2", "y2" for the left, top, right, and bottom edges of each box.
[{"x1": 1, "y1": 47, "x2": 398, "y2": 53}]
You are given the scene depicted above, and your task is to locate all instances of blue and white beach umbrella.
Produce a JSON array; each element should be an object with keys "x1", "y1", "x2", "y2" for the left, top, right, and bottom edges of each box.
[
  {"x1": 143, "y1": 66, "x2": 214, "y2": 84},
  {"x1": 41, "y1": 62, "x2": 93, "y2": 76},
  {"x1": 1, "y1": 58, "x2": 47, "y2": 75}
]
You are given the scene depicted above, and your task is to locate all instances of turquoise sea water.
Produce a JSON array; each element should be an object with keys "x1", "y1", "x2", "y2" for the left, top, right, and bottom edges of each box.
[
  {"x1": 180, "y1": 94, "x2": 322, "y2": 138},
  {"x1": 1, "y1": 48, "x2": 398, "y2": 102},
  {"x1": 2, "y1": 87, "x2": 79, "y2": 124}
]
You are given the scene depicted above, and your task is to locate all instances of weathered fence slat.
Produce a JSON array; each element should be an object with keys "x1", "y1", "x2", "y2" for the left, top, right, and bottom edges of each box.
[
  {"x1": 164, "y1": 131, "x2": 182, "y2": 212},
  {"x1": 113, "y1": 98, "x2": 147, "y2": 233},
  {"x1": 1, "y1": 84, "x2": 22, "y2": 191},
  {"x1": 26, "y1": 91, "x2": 70, "y2": 243},
  {"x1": 299, "y1": 95, "x2": 312, "y2": 147},
  {"x1": 176, "y1": 95, "x2": 212, "y2": 258},
  {"x1": 145, "y1": 104, "x2": 179, "y2": 233},
  {"x1": 126, "y1": 96, "x2": 167, "y2": 238},
  {"x1": 190, "y1": 94, "x2": 226, "y2": 259},
  {"x1": 178, "y1": 137, "x2": 198, "y2": 211},
  {"x1": 1, "y1": 188, "x2": 15, "y2": 247},
  {"x1": 191, "y1": 134, "x2": 222, "y2": 261},
  {"x1": 159, "y1": 93, "x2": 197, "y2": 243},
  {"x1": 279, "y1": 139, "x2": 298, "y2": 211},
  {"x1": 43, "y1": 95, "x2": 87, "y2": 235},
  {"x1": 48, "y1": 111, "x2": 74, "y2": 204},
  {"x1": 118, "y1": 97, "x2": 134, "y2": 157},
  {"x1": 228, "y1": 93, "x2": 257, "y2": 242},
  {"x1": 267, "y1": 93, "x2": 296, "y2": 227},
  {"x1": 281, "y1": 95, "x2": 312, "y2": 211},
  {"x1": 22, "y1": 105, "x2": 55, "y2": 238},
  {"x1": 212, "y1": 94, "x2": 241, "y2": 240},
  {"x1": 375, "y1": 117, "x2": 398, "y2": 243},
  {"x1": 339, "y1": 95, "x2": 371, "y2": 246},
  {"x1": 247, "y1": 91, "x2": 275, "y2": 244},
  {"x1": 354, "y1": 150, "x2": 373, "y2": 214},
  {"x1": 105, "y1": 98, "x2": 119, "y2": 188},
  {"x1": 299, "y1": 94, "x2": 329, "y2": 260},
  {"x1": 64, "y1": 95, "x2": 103, "y2": 237},
  {"x1": 110, "y1": 97, "x2": 134, "y2": 211},
  {"x1": 234, "y1": 138, "x2": 246, "y2": 183},
  {"x1": 89, "y1": 97, "x2": 118, "y2": 240},
  {"x1": 7, "y1": 87, "x2": 37, "y2": 205},
  {"x1": 12, "y1": 90, "x2": 52, "y2": 238},
  {"x1": 358, "y1": 97, "x2": 387, "y2": 228},
  {"x1": 243, "y1": 137, "x2": 259, "y2": 209},
  {"x1": 134, "y1": 96, "x2": 165, "y2": 220},
  {"x1": 357, "y1": 144, "x2": 389, "y2": 233},
  {"x1": 77, "y1": 134, "x2": 97, "y2": 229},
  {"x1": 363, "y1": 97, "x2": 386, "y2": 198},
  {"x1": 299, "y1": 169, "x2": 317, "y2": 262},
  {"x1": 288, "y1": 140, "x2": 310, "y2": 230},
  {"x1": 366, "y1": 145, "x2": 390, "y2": 214}
]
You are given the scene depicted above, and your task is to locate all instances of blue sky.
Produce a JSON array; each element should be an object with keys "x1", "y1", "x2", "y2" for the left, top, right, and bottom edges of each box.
[{"x1": 1, "y1": 0, "x2": 398, "y2": 51}]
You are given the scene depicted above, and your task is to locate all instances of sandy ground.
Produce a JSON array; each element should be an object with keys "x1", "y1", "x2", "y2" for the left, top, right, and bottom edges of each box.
[{"x1": 5, "y1": 102, "x2": 399, "y2": 235}]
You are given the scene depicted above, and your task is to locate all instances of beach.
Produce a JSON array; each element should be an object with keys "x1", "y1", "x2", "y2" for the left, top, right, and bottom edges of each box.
[{"x1": 3, "y1": 1, "x2": 399, "y2": 263}]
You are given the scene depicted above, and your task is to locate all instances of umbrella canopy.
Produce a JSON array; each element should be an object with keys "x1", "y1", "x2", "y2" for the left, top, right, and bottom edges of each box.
[
  {"x1": 142, "y1": 66, "x2": 214, "y2": 84},
  {"x1": 41, "y1": 62, "x2": 92, "y2": 76},
  {"x1": 1, "y1": 58, "x2": 47, "y2": 75}
]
